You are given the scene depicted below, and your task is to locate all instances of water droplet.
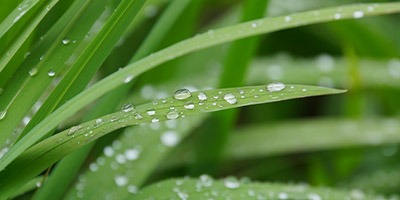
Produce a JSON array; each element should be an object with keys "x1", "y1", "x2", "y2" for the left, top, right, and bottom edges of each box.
[
  {"x1": 104, "y1": 146, "x2": 114, "y2": 157},
  {"x1": 174, "y1": 89, "x2": 192, "y2": 100},
  {"x1": 125, "y1": 148, "x2": 140, "y2": 160},
  {"x1": 146, "y1": 109, "x2": 155, "y2": 116},
  {"x1": 223, "y1": 93, "x2": 237, "y2": 104},
  {"x1": 199, "y1": 174, "x2": 213, "y2": 187},
  {"x1": 278, "y1": 192, "x2": 289, "y2": 199},
  {"x1": 0, "y1": 110, "x2": 7, "y2": 120},
  {"x1": 334, "y1": 13, "x2": 342, "y2": 19},
  {"x1": 29, "y1": 68, "x2": 38, "y2": 76},
  {"x1": 114, "y1": 175, "x2": 128, "y2": 187},
  {"x1": 307, "y1": 193, "x2": 321, "y2": 200},
  {"x1": 151, "y1": 118, "x2": 159, "y2": 123},
  {"x1": 121, "y1": 103, "x2": 134, "y2": 112},
  {"x1": 302, "y1": 88, "x2": 307, "y2": 92},
  {"x1": 95, "y1": 118, "x2": 103, "y2": 125},
  {"x1": 89, "y1": 163, "x2": 98, "y2": 172},
  {"x1": 166, "y1": 110, "x2": 179, "y2": 120},
  {"x1": 67, "y1": 126, "x2": 81, "y2": 136},
  {"x1": 388, "y1": 59, "x2": 400, "y2": 79},
  {"x1": 116, "y1": 154, "x2": 126, "y2": 164},
  {"x1": 47, "y1": 70, "x2": 55, "y2": 77},
  {"x1": 124, "y1": 74, "x2": 134, "y2": 83},
  {"x1": 127, "y1": 185, "x2": 138, "y2": 194},
  {"x1": 161, "y1": 131, "x2": 179, "y2": 147},
  {"x1": 62, "y1": 38, "x2": 70, "y2": 45},
  {"x1": 285, "y1": 16, "x2": 291, "y2": 22},
  {"x1": 251, "y1": 23, "x2": 257, "y2": 28},
  {"x1": 224, "y1": 177, "x2": 240, "y2": 189},
  {"x1": 184, "y1": 103, "x2": 194, "y2": 110},
  {"x1": 39, "y1": 55, "x2": 45, "y2": 61},
  {"x1": 367, "y1": 6, "x2": 374, "y2": 12},
  {"x1": 134, "y1": 113, "x2": 143, "y2": 120},
  {"x1": 267, "y1": 82, "x2": 285, "y2": 92},
  {"x1": 197, "y1": 92, "x2": 207, "y2": 101},
  {"x1": 353, "y1": 10, "x2": 364, "y2": 18}
]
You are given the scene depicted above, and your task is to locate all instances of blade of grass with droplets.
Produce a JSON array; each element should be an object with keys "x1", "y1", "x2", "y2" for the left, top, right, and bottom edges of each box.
[
  {"x1": 1, "y1": 2, "x2": 399, "y2": 173},
  {"x1": 135, "y1": 177, "x2": 378, "y2": 199},
  {"x1": 63, "y1": 116, "x2": 205, "y2": 199},
  {"x1": 0, "y1": 84, "x2": 344, "y2": 198}
]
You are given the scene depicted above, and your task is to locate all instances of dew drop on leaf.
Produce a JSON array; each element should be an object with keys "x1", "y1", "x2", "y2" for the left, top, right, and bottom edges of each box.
[
  {"x1": 278, "y1": 192, "x2": 289, "y2": 200},
  {"x1": 47, "y1": 70, "x2": 55, "y2": 77},
  {"x1": 103, "y1": 146, "x2": 114, "y2": 157},
  {"x1": 161, "y1": 131, "x2": 179, "y2": 147},
  {"x1": 197, "y1": 92, "x2": 207, "y2": 100},
  {"x1": 224, "y1": 176, "x2": 240, "y2": 189},
  {"x1": 151, "y1": 118, "x2": 160, "y2": 123},
  {"x1": 166, "y1": 110, "x2": 179, "y2": 120},
  {"x1": 62, "y1": 38, "x2": 70, "y2": 45},
  {"x1": 124, "y1": 148, "x2": 140, "y2": 160},
  {"x1": 184, "y1": 103, "x2": 195, "y2": 110},
  {"x1": 353, "y1": 10, "x2": 364, "y2": 18},
  {"x1": 223, "y1": 93, "x2": 237, "y2": 104},
  {"x1": 124, "y1": 74, "x2": 134, "y2": 83},
  {"x1": 114, "y1": 175, "x2": 128, "y2": 187},
  {"x1": 267, "y1": 82, "x2": 285, "y2": 92},
  {"x1": 29, "y1": 68, "x2": 38, "y2": 76},
  {"x1": 121, "y1": 103, "x2": 134, "y2": 112},
  {"x1": 174, "y1": 89, "x2": 192, "y2": 100},
  {"x1": 146, "y1": 109, "x2": 155, "y2": 116},
  {"x1": 127, "y1": 185, "x2": 138, "y2": 194}
]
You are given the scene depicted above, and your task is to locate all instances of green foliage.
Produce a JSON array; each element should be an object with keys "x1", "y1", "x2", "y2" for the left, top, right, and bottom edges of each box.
[{"x1": 0, "y1": 0, "x2": 399, "y2": 199}]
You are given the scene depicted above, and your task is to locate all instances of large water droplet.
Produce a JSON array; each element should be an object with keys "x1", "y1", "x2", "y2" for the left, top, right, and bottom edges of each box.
[
  {"x1": 199, "y1": 174, "x2": 213, "y2": 187},
  {"x1": 267, "y1": 82, "x2": 285, "y2": 92},
  {"x1": 197, "y1": 92, "x2": 207, "y2": 101},
  {"x1": 0, "y1": 110, "x2": 7, "y2": 120},
  {"x1": 174, "y1": 89, "x2": 191, "y2": 100},
  {"x1": 151, "y1": 118, "x2": 159, "y2": 123},
  {"x1": 121, "y1": 103, "x2": 134, "y2": 112},
  {"x1": 223, "y1": 93, "x2": 237, "y2": 104},
  {"x1": 47, "y1": 70, "x2": 55, "y2": 77},
  {"x1": 161, "y1": 131, "x2": 179, "y2": 147},
  {"x1": 114, "y1": 175, "x2": 128, "y2": 187},
  {"x1": 29, "y1": 68, "x2": 38, "y2": 76},
  {"x1": 166, "y1": 110, "x2": 179, "y2": 120}
]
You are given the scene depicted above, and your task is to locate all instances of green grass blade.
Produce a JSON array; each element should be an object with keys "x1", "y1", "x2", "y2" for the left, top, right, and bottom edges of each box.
[
  {"x1": 0, "y1": 84, "x2": 344, "y2": 199},
  {"x1": 1, "y1": 2, "x2": 398, "y2": 174},
  {"x1": 135, "y1": 177, "x2": 379, "y2": 199},
  {"x1": 224, "y1": 118, "x2": 400, "y2": 160}
]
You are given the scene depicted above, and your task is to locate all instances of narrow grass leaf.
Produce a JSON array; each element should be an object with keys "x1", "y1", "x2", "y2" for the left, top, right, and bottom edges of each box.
[
  {"x1": 135, "y1": 177, "x2": 378, "y2": 199},
  {"x1": 0, "y1": 84, "x2": 344, "y2": 198}
]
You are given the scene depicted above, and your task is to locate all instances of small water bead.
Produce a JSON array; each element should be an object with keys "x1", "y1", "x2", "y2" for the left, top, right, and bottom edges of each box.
[
  {"x1": 251, "y1": 22, "x2": 257, "y2": 28},
  {"x1": 174, "y1": 88, "x2": 192, "y2": 100},
  {"x1": 62, "y1": 38, "x2": 70, "y2": 45},
  {"x1": 184, "y1": 103, "x2": 194, "y2": 110},
  {"x1": 121, "y1": 103, "x2": 134, "y2": 112},
  {"x1": 151, "y1": 118, "x2": 159, "y2": 123},
  {"x1": 89, "y1": 163, "x2": 98, "y2": 172},
  {"x1": 166, "y1": 110, "x2": 179, "y2": 120},
  {"x1": 197, "y1": 92, "x2": 207, "y2": 101},
  {"x1": 134, "y1": 113, "x2": 143, "y2": 120},
  {"x1": 95, "y1": 118, "x2": 103, "y2": 125},
  {"x1": 47, "y1": 70, "x2": 56, "y2": 77},
  {"x1": 278, "y1": 192, "x2": 289, "y2": 199},
  {"x1": 199, "y1": 174, "x2": 213, "y2": 187},
  {"x1": 116, "y1": 154, "x2": 126, "y2": 164},
  {"x1": 334, "y1": 13, "x2": 342, "y2": 19},
  {"x1": 267, "y1": 82, "x2": 285, "y2": 92},
  {"x1": 0, "y1": 110, "x2": 7, "y2": 120},
  {"x1": 114, "y1": 175, "x2": 129, "y2": 187},
  {"x1": 307, "y1": 193, "x2": 322, "y2": 200},
  {"x1": 29, "y1": 68, "x2": 38, "y2": 76},
  {"x1": 123, "y1": 74, "x2": 134, "y2": 83},
  {"x1": 67, "y1": 125, "x2": 81, "y2": 136},
  {"x1": 353, "y1": 10, "x2": 364, "y2": 18},
  {"x1": 302, "y1": 88, "x2": 307, "y2": 92},
  {"x1": 161, "y1": 131, "x2": 179, "y2": 147},
  {"x1": 146, "y1": 109, "x2": 155, "y2": 116},
  {"x1": 285, "y1": 16, "x2": 292, "y2": 22},
  {"x1": 223, "y1": 93, "x2": 237, "y2": 105}
]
